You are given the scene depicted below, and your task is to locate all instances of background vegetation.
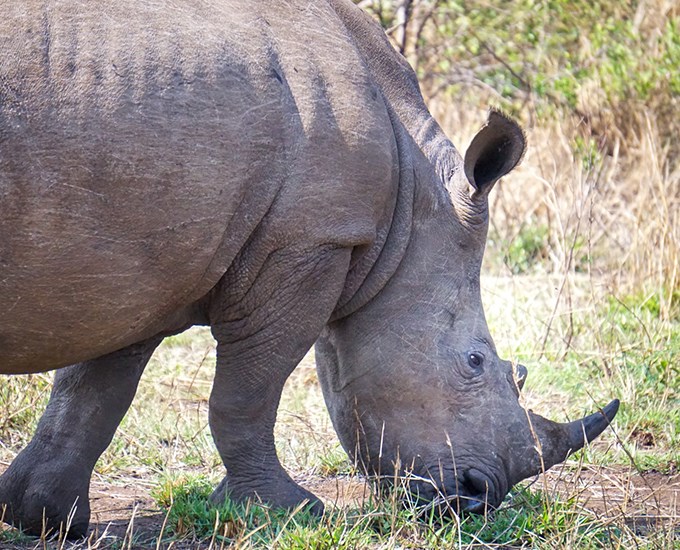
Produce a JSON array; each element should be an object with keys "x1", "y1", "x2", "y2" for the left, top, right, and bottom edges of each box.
[
  {"x1": 367, "y1": 0, "x2": 679, "y2": 294},
  {"x1": 0, "y1": 0, "x2": 678, "y2": 547}
]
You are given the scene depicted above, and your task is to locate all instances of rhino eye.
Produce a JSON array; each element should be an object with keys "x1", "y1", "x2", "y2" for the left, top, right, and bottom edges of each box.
[{"x1": 467, "y1": 352, "x2": 484, "y2": 370}]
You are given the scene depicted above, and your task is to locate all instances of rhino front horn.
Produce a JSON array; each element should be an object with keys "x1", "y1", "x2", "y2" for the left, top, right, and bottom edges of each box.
[
  {"x1": 520, "y1": 399, "x2": 619, "y2": 480},
  {"x1": 565, "y1": 398, "x2": 620, "y2": 450}
]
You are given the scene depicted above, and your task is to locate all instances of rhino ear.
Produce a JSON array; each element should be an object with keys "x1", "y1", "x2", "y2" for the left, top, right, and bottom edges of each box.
[{"x1": 464, "y1": 110, "x2": 526, "y2": 199}]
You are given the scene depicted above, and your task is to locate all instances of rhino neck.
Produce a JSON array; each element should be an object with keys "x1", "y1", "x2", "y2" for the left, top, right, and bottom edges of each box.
[
  {"x1": 329, "y1": 0, "x2": 457, "y2": 319},
  {"x1": 331, "y1": 108, "x2": 416, "y2": 320}
]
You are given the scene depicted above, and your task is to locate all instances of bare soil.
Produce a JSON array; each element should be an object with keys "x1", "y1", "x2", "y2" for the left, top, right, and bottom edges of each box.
[{"x1": 540, "y1": 465, "x2": 680, "y2": 536}]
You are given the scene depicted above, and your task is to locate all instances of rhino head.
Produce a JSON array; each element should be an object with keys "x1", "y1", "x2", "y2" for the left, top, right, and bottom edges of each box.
[{"x1": 315, "y1": 111, "x2": 618, "y2": 513}]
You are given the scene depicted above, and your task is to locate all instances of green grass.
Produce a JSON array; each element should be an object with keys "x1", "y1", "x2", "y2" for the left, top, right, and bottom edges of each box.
[
  {"x1": 496, "y1": 224, "x2": 550, "y2": 275},
  {"x1": 149, "y1": 472, "x2": 678, "y2": 549},
  {"x1": 151, "y1": 474, "x2": 376, "y2": 548},
  {"x1": 488, "y1": 283, "x2": 679, "y2": 471}
]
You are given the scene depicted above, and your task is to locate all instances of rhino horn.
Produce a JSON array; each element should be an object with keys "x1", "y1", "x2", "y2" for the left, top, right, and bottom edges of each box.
[
  {"x1": 517, "y1": 399, "x2": 619, "y2": 480},
  {"x1": 563, "y1": 398, "x2": 620, "y2": 451}
]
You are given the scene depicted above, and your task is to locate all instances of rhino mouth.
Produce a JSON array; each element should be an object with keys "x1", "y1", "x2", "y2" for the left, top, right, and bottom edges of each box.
[{"x1": 391, "y1": 466, "x2": 506, "y2": 515}]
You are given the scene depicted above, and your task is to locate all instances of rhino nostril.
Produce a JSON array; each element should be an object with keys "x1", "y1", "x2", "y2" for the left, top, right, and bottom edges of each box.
[
  {"x1": 404, "y1": 470, "x2": 498, "y2": 516},
  {"x1": 466, "y1": 469, "x2": 491, "y2": 496},
  {"x1": 456, "y1": 469, "x2": 495, "y2": 514}
]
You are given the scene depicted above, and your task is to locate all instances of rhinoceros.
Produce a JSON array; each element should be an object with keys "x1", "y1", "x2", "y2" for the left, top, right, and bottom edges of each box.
[{"x1": 0, "y1": 0, "x2": 618, "y2": 538}]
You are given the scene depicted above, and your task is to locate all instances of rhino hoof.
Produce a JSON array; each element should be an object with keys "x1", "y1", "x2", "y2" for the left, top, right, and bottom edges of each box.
[
  {"x1": 210, "y1": 475, "x2": 324, "y2": 516},
  {"x1": 0, "y1": 490, "x2": 89, "y2": 539},
  {"x1": 0, "y1": 453, "x2": 90, "y2": 538},
  {"x1": 2, "y1": 496, "x2": 89, "y2": 539}
]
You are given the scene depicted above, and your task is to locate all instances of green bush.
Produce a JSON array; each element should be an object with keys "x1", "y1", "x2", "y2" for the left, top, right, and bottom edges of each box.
[{"x1": 357, "y1": 0, "x2": 680, "y2": 165}]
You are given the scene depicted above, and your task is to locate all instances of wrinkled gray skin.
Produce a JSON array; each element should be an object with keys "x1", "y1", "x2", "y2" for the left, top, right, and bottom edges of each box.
[{"x1": 0, "y1": 0, "x2": 618, "y2": 538}]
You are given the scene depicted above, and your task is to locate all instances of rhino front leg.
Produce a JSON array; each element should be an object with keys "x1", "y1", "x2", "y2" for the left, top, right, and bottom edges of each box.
[
  {"x1": 208, "y1": 245, "x2": 350, "y2": 513},
  {"x1": 0, "y1": 337, "x2": 162, "y2": 538}
]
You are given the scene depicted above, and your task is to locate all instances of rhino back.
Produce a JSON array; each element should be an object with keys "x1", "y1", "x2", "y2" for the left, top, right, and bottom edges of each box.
[{"x1": 0, "y1": 1, "x2": 396, "y2": 373}]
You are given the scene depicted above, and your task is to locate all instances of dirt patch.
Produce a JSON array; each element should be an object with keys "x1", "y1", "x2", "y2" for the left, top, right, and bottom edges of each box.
[
  {"x1": 84, "y1": 476, "x2": 370, "y2": 548},
  {"x1": 304, "y1": 475, "x2": 370, "y2": 509},
  {"x1": 540, "y1": 465, "x2": 680, "y2": 535},
  {"x1": 85, "y1": 466, "x2": 680, "y2": 545},
  {"x1": 86, "y1": 479, "x2": 162, "y2": 545},
  {"x1": 1, "y1": 466, "x2": 677, "y2": 548}
]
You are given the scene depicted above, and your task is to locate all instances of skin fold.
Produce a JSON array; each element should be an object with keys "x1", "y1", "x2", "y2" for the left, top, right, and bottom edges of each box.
[{"x1": 0, "y1": 0, "x2": 618, "y2": 537}]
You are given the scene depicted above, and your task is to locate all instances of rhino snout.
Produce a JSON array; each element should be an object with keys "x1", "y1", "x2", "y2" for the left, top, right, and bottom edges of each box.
[
  {"x1": 404, "y1": 464, "x2": 506, "y2": 516},
  {"x1": 456, "y1": 468, "x2": 503, "y2": 513}
]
